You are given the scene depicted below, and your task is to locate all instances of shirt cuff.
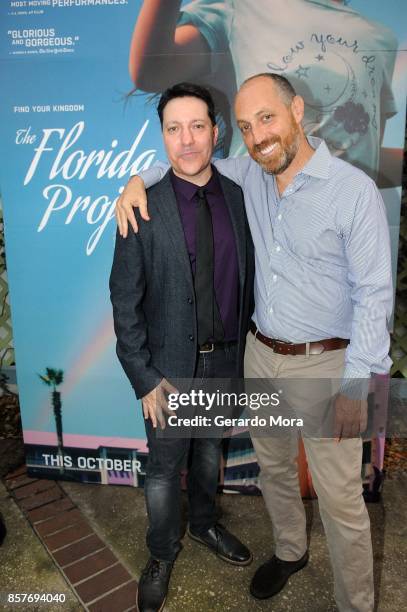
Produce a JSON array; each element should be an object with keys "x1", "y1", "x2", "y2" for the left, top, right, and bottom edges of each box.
[
  {"x1": 340, "y1": 365, "x2": 371, "y2": 401},
  {"x1": 130, "y1": 164, "x2": 168, "y2": 188}
]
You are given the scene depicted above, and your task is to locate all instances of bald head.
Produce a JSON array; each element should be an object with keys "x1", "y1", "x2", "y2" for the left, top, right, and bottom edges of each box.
[
  {"x1": 240, "y1": 73, "x2": 297, "y2": 107},
  {"x1": 234, "y1": 74, "x2": 305, "y2": 175}
]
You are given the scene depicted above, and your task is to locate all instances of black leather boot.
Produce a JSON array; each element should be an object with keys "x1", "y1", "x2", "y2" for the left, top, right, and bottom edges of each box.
[
  {"x1": 188, "y1": 523, "x2": 252, "y2": 565},
  {"x1": 136, "y1": 557, "x2": 173, "y2": 612}
]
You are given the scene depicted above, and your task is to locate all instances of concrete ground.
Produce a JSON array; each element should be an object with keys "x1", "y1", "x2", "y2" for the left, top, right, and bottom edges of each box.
[{"x1": 1, "y1": 465, "x2": 406, "y2": 611}]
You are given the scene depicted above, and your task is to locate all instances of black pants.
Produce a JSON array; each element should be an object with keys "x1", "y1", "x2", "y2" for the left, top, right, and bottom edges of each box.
[{"x1": 144, "y1": 344, "x2": 238, "y2": 562}]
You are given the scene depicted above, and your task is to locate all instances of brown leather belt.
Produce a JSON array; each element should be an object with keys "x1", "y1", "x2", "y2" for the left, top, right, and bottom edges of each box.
[{"x1": 249, "y1": 321, "x2": 349, "y2": 356}]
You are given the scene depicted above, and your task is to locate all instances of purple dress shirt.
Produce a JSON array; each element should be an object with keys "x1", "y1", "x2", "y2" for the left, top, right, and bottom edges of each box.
[{"x1": 170, "y1": 167, "x2": 239, "y2": 341}]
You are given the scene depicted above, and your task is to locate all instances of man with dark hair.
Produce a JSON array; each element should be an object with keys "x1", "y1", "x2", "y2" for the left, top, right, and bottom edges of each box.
[
  {"x1": 156, "y1": 81, "x2": 217, "y2": 126},
  {"x1": 115, "y1": 73, "x2": 393, "y2": 611},
  {"x1": 110, "y1": 82, "x2": 254, "y2": 612}
]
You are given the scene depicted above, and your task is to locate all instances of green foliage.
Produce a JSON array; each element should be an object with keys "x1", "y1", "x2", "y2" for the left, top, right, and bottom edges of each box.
[{"x1": 38, "y1": 368, "x2": 64, "y2": 389}]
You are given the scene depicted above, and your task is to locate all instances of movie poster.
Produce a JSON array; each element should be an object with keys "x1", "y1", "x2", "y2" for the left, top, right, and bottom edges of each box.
[{"x1": 0, "y1": 0, "x2": 406, "y2": 490}]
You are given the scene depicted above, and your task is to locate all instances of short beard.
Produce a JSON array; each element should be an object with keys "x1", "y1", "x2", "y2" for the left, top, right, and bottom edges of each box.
[{"x1": 251, "y1": 119, "x2": 301, "y2": 175}]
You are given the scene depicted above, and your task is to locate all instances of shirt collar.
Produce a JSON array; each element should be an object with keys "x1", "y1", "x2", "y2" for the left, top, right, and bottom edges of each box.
[
  {"x1": 300, "y1": 136, "x2": 332, "y2": 180},
  {"x1": 170, "y1": 165, "x2": 221, "y2": 201}
]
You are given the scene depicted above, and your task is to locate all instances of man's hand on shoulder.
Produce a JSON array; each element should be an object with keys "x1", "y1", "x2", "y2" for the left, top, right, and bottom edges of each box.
[
  {"x1": 116, "y1": 175, "x2": 150, "y2": 237},
  {"x1": 142, "y1": 378, "x2": 179, "y2": 429},
  {"x1": 333, "y1": 394, "x2": 368, "y2": 441}
]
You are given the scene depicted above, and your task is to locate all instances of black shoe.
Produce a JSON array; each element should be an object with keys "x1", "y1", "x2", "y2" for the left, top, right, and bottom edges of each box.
[
  {"x1": 250, "y1": 551, "x2": 309, "y2": 599},
  {"x1": 188, "y1": 523, "x2": 252, "y2": 566},
  {"x1": 0, "y1": 518, "x2": 6, "y2": 546},
  {"x1": 136, "y1": 557, "x2": 173, "y2": 612}
]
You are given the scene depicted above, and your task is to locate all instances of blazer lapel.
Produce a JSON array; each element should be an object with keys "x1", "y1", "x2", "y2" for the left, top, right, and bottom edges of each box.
[
  {"x1": 218, "y1": 174, "x2": 247, "y2": 287},
  {"x1": 154, "y1": 173, "x2": 194, "y2": 291}
]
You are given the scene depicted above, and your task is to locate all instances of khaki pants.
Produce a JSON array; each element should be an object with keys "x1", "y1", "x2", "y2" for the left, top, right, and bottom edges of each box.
[{"x1": 244, "y1": 331, "x2": 374, "y2": 612}]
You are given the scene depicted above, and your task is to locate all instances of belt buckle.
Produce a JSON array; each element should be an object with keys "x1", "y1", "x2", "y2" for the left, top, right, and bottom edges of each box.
[
  {"x1": 273, "y1": 339, "x2": 296, "y2": 355},
  {"x1": 200, "y1": 343, "x2": 215, "y2": 354}
]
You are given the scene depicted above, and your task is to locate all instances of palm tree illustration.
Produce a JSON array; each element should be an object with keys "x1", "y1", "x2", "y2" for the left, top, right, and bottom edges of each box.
[{"x1": 39, "y1": 368, "x2": 64, "y2": 472}]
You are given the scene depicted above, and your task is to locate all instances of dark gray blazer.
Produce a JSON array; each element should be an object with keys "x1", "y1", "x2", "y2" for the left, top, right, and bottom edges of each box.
[{"x1": 110, "y1": 171, "x2": 254, "y2": 399}]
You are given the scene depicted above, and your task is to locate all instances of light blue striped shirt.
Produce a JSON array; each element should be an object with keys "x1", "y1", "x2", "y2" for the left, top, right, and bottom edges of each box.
[{"x1": 140, "y1": 137, "x2": 393, "y2": 380}]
